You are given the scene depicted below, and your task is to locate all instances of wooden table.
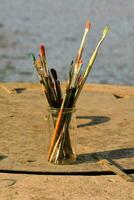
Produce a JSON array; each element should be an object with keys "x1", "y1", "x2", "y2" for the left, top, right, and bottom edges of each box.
[{"x1": 0, "y1": 83, "x2": 134, "y2": 199}]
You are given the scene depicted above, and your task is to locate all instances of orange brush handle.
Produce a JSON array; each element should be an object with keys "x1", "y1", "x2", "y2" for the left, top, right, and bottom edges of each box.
[{"x1": 47, "y1": 109, "x2": 63, "y2": 160}]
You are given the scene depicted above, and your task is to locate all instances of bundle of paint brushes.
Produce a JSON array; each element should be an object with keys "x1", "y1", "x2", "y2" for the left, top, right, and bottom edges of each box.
[{"x1": 32, "y1": 20, "x2": 109, "y2": 164}]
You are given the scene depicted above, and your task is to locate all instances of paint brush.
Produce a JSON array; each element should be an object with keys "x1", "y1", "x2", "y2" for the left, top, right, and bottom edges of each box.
[
  {"x1": 66, "y1": 60, "x2": 74, "y2": 91},
  {"x1": 48, "y1": 84, "x2": 77, "y2": 162},
  {"x1": 33, "y1": 54, "x2": 57, "y2": 107},
  {"x1": 75, "y1": 20, "x2": 91, "y2": 64},
  {"x1": 31, "y1": 54, "x2": 53, "y2": 105},
  {"x1": 71, "y1": 20, "x2": 91, "y2": 88},
  {"x1": 50, "y1": 68, "x2": 62, "y2": 106},
  {"x1": 74, "y1": 26, "x2": 110, "y2": 104},
  {"x1": 49, "y1": 26, "x2": 109, "y2": 161},
  {"x1": 31, "y1": 54, "x2": 44, "y2": 81},
  {"x1": 39, "y1": 46, "x2": 59, "y2": 107},
  {"x1": 39, "y1": 44, "x2": 48, "y2": 76},
  {"x1": 47, "y1": 92, "x2": 68, "y2": 161},
  {"x1": 32, "y1": 22, "x2": 110, "y2": 163}
]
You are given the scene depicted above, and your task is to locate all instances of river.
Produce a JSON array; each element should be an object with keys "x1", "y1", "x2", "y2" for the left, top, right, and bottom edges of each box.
[{"x1": 0, "y1": 0, "x2": 134, "y2": 85}]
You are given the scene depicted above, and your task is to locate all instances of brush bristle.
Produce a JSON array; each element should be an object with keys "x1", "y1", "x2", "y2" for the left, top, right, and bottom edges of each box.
[
  {"x1": 103, "y1": 26, "x2": 110, "y2": 37},
  {"x1": 50, "y1": 68, "x2": 58, "y2": 80},
  {"x1": 79, "y1": 59, "x2": 83, "y2": 64},
  {"x1": 85, "y1": 20, "x2": 91, "y2": 30},
  {"x1": 40, "y1": 45, "x2": 45, "y2": 56},
  {"x1": 31, "y1": 53, "x2": 36, "y2": 62}
]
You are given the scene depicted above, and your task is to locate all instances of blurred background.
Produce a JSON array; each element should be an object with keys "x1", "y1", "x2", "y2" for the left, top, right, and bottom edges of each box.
[{"x1": 0, "y1": 0, "x2": 134, "y2": 85}]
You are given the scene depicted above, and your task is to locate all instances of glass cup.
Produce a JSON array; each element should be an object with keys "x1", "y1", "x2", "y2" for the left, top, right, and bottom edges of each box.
[{"x1": 46, "y1": 107, "x2": 77, "y2": 164}]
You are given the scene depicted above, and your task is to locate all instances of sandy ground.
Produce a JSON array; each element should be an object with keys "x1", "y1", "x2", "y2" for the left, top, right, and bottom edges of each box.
[
  {"x1": 0, "y1": 83, "x2": 134, "y2": 199},
  {"x1": 0, "y1": 173, "x2": 134, "y2": 200}
]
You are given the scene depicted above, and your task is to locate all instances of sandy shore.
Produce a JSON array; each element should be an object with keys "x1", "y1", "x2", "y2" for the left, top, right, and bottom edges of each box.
[{"x1": 0, "y1": 83, "x2": 134, "y2": 199}]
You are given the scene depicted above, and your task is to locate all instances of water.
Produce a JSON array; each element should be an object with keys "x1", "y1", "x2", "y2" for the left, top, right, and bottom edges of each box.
[{"x1": 0, "y1": 0, "x2": 134, "y2": 85}]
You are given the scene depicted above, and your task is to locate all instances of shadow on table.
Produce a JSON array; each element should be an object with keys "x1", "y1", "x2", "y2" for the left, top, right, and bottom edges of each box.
[
  {"x1": 13, "y1": 88, "x2": 26, "y2": 93},
  {"x1": 0, "y1": 154, "x2": 8, "y2": 161},
  {"x1": 77, "y1": 115, "x2": 110, "y2": 128},
  {"x1": 76, "y1": 148, "x2": 134, "y2": 164}
]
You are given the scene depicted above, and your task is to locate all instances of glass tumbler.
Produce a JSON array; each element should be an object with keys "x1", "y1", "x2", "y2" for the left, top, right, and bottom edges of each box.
[{"x1": 46, "y1": 107, "x2": 77, "y2": 164}]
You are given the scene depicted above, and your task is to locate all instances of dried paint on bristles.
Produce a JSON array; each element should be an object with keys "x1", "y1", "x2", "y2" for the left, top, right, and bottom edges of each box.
[
  {"x1": 40, "y1": 45, "x2": 45, "y2": 57},
  {"x1": 36, "y1": 58, "x2": 42, "y2": 67},
  {"x1": 80, "y1": 59, "x2": 83, "y2": 63},
  {"x1": 103, "y1": 26, "x2": 110, "y2": 37},
  {"x1": 85, "y1": 20, "x2": 91, "y2": 30},
  {"x1": 78, "y1": 59, "x2": 83, "y2": 64}
]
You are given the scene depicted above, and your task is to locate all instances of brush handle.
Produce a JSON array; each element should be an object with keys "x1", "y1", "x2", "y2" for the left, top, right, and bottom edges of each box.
[{"x1": 74, "y1": 26, "x2": 109, "y2": 104}]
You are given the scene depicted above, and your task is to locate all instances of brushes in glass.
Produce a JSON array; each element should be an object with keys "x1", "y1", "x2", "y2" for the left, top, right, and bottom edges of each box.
[{"x1": 32, "y1": 21, "x2": 109, "y2": 164}]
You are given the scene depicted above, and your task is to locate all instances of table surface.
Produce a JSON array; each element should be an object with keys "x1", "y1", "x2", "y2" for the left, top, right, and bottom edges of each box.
[
  {"x1": 0, "y1": 83, "x2": 134, "y2": 200},
  {"x1": 0, "y1": 83, "x2": 134, "y2": 173}
]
